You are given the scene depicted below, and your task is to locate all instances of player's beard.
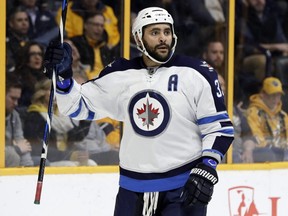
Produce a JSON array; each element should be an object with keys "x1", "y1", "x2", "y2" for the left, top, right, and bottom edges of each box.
[{"x1": 143, "y1": 39, "x2": 172, "y2": 63}]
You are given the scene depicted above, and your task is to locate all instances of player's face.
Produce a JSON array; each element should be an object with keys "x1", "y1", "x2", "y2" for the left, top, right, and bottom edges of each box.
[{"x1": 142, "y1": 24, "x2": 173, "y2": 63}]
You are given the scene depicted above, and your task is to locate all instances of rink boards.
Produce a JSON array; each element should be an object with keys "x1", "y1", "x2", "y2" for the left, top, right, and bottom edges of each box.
[{"x1": 0, "y1": 163, "x2": 288, "y2": 216}]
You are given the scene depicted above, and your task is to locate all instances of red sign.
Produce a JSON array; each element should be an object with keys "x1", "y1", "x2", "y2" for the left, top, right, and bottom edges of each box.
[{"x1": 228, "y1": 186, "x2": 280, "y2": 216}]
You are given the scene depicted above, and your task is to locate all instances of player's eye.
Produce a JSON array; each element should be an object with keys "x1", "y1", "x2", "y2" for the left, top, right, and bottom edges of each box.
[
  {"x1": 151, "y1": 30, "x2": 159, "y2": 36},
  {"x1": 164, "y1": 30, "x2": 171, "y2": 36}
]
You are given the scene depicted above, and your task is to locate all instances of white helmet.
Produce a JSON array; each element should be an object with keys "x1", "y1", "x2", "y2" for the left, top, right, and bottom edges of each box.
[{"x1": 132, "y1": 7, "x2": 178, "y2": 64}]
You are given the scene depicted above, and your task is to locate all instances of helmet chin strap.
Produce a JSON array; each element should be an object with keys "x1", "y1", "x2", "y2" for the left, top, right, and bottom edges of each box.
[
  {"x1": 144, "y1": 49, "x2": 173, "y2": 65},
  {"x1": 138, "y1": 40, "x2": 173, "y2": 65}
]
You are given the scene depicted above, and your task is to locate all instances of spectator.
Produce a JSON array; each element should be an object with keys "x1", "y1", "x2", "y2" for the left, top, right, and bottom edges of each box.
[
  {"x1": 232, "y1": 81, "x2": 258, "y2": 163},
  {"x1": 73, "y1": 72, "x2": 120, "y2": 150},
  {"x1": 280, "y1": 1, "x2": 288, "y2": 38},
  {"x1": 14, "y1": 41, "x2": 47, "y2": 108},
  {"x1": 175, "y1": 0, "x2": 226, "y2": 57},
  {"x1": 275, "y1": 0, "x2": 288, "y2": 35},
  {"x1": 16, "y1": 0, "x2": 58, "y2": 46},
  {"x1": 102, "y1": 0, "x2": 121, "y2": 19},
  {"x1": 97, "y1": 117, "x2": 121, "y2": 149},
  {"x1": 238, "y1": 72, "x2": 262, "y2": 109},
  {"x1": 55, "y1": 0, "x2": 120, "y2": 48},
  {"x1": 41, "y1": 0, "x2": 63, "y2": 15},
  {"x1": 70, "y1": 119, "x2": 119, "y2": 165},
  {"x1": 217, "y1": 73, "x2": 226, "y2": 96},
  {"x1": 235, "y1": 0, "x2": 288, "y2": 81},
  {"x1": 246, "y1": 77, "x2": 288, "y2": 162},
  {"x1": 70, "y1": 12, "x2": 121, "y2": 148},
  {"x1": 202, "y1": 39, "x2": 225, "y2": 75},
  {"x1": 70, "y1": 12, "x2": 118, "y2": 79},
  {"x1": 233, "y1": 101, "x2": 257, "y2": 163},
  {"x1": 24, "y1": 79, "x2": 97, "y2": 166},
  {"x1": 202, "y1": 39, "x2": 226, "y2": 97},
  {"x1": 6, "y1": 6, "x2": 30, "y2": 72},
  {"x1": 204, "y1": 0, "x2": 226, "y2": 23},
  {"x1": 5, "y1": 73, "x2": 34, "y2": 167},
  {"x1": 64, "y1": 38, "x2": 89, "y2": 78}
]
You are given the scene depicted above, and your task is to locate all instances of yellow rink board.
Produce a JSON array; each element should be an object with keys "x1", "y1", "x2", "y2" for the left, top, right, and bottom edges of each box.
[
  {"x1": 0, "y1": 0, "x2": 6, "y2": 168},
  {"x1": 1, "y1": 162, "x2": 288, "y2": 176}
]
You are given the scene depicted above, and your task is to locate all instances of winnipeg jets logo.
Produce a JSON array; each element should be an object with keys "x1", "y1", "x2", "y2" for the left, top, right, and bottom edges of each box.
[
  {"x1": 200, "y1": 61, "x2": 214, "y2": 72},
  {"x1": 137, "y1": 98, "x2": 160, "y2": 129},
  {"x1": 129, "y1": 90, "x2": 171, "y2": 137}
]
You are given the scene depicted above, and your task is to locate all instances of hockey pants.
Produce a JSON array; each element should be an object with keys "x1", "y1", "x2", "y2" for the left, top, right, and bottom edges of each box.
[{"x1": 114, "y1": 187, "x2": 207, "y2": 216}]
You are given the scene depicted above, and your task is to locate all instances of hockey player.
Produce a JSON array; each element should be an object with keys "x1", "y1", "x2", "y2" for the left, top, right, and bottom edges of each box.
[{"x1": 43, "y1": 7, "x2": 234, "y2": 216}]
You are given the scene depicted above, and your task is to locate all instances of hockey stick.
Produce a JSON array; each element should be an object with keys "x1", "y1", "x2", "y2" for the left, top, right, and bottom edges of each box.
[{"x1": 34, "y1": 0, "x2": 68, "y2": 205}]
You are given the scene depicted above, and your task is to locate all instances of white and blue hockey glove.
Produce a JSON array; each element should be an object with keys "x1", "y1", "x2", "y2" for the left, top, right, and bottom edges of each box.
[
  {"x1": 43, "y1": 40, "x2": 73, "y2": 83},
  {"x1": 183, "y1": 159, "x2": 218, "y2": 207}
]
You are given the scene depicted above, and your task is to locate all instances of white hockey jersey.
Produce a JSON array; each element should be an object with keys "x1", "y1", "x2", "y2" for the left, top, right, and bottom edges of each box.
[{"x1": 55, "y1": 55, "x2": 234, "y2": 192}]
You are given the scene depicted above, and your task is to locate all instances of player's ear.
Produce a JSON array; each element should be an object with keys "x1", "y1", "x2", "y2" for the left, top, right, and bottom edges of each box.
[
  {"x1": 135, "y1": 33, "x2": 141, "y2": 45},
  {"x1": 134, "y1": 33, "x2": 143, "y2": 50}
]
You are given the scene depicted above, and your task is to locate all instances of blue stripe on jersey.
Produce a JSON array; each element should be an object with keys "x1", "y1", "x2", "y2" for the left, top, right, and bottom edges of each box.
[
  {"x1": 120, "y1": 159, "x2": 200, "y2": 180},
  {"x1": 69, "y1": 100, "x2": 82, "y2": 118},
  {"x1": 87, "y1": 110, "x2": 95, "y2": 120},
  {"x1": 119, "y1": 171, "x2": 190, "y2": 192},
  {"x1": 56, "y1": 79, "x2": 75, "y2": 94},
  {"x1": 82, "y1": 99, "x2": 95, "y2": 120},
  {"x1": 201, "y1": 128, "x2": 234, "y2": 138},
  {"x1": 68, "y1": 99, "x2": 95, "y2": 120},
  {"x1": 118, "y1": 159, "x2": 203, "y2": 192},
  {"x1": 197, "y1": 112, "x2": 229, "y2": 125},
  {"x1": 218, "y1": 128, "x2": 234, "y2": 135}
]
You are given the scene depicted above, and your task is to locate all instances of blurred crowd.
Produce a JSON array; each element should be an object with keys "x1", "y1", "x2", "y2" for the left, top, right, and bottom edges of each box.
[{"x1": 4, "y1": 0, "x2": 288, "y2": 167}]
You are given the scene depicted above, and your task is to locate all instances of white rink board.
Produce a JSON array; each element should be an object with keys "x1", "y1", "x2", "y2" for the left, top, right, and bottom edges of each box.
[
  {"x1": 0, "y1": 170, "x2": 287, "y2": 216},
  {"x1": 0, "y1": 173, "x2": 119, "y2": 216}
]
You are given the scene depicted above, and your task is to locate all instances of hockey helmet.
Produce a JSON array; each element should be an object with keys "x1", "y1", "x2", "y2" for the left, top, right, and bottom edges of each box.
[{"x1": 132, "y1": 7, "x2": 178, "y2": 64}]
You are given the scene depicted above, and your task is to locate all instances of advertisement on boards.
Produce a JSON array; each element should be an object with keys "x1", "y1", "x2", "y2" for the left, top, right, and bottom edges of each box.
[{"x1": 208, "y1": 169, "x2": 288, "y2": 216}]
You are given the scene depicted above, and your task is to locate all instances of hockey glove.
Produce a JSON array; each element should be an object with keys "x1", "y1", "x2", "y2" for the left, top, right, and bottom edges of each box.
[
  {"x1": 183, "y1": 162, "x2": 218, "y2": 207},
  {"x1": 43, "y1": 40, "x2": 73, "y2": 81}
]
